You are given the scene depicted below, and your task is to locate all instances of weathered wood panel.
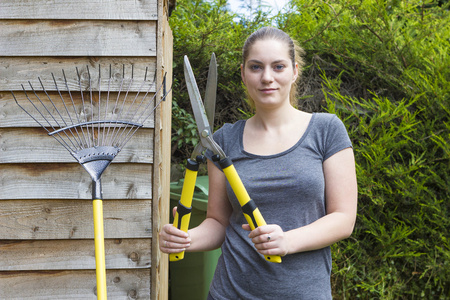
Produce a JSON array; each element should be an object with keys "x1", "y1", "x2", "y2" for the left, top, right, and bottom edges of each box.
[
  {"x1": 0, "y1": 269, "x2": 151, "y2": 299},
  {"x1": 0, "y1": 200, "x2": 152, "y2": 239},
  {"x1": 0, "y1": 239, "x2": 151, "y2": 270},
  {"x1": 0, "y1": 57, "x2": 157, "y2": 91},
  {"x1": 0, "y1": 20, "x2": 157, "y2": 56},
  {"x1": 0, "y1": 163, "x2": 153, "y2": 200},
  {"x1": 1, "y1": 92, "x2": 156, "y2": 128},
  {"x1": 151, "y1": 2, "x2": 173, "y2": 298},
  {"x1": 0, "y1": 0, "x2": 158, "y2": 20},
  {"x1": 0, "y1": 0, "x2": 172, "y2": 298},
  {"x1": 0, "y1": 128, "x2": 154, "y2": 163}
]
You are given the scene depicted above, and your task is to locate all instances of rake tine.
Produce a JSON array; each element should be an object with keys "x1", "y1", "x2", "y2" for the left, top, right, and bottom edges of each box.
[
  {"x1": 76, "y1": 67, "x2": 92, "y2": 148},
  {"x1": 40, "y1": 76, "x2": 68, "y2": 128},
  {"x1": 119, "y1": 73, "x2": 172, "y2": 149},
  {"x1": 101, "y1": 69, "x2": 112, "y2": 147},
  {"x1": 52, "y1": 73, "x2": 84, "y2": 150},
  {"x1": 86, "y1": 65, "x2": 96, "y2": 147},
  {"x1": 12, "y1": 89, "x2": 80, "y2": 154},
  {"x1": 116, "y1": 71, "x2": 157, "y2": 147},
  {"x1": 108, "y1": 69, "x2": 134, "y2": 147},
  {"x1": 12, "y1": 88, "x2": 51, "y2": 134},
  {"x1": 105, "y1": 70, "x2": 125, "y2": 146},
  {"x1": 97, "y1": 65, "x2": 102, "y2": 147},
  {"x1": 23, "y1": 83, "x2": 76, "y2": 153},
  {"x1": 112, "y1": 69, "x2": 153, "y2": 146},
  {"x1": 40, "y1": 76, "x2": 80, "y2": 151},
  {"x1": 129, "y1": 71, "x2": 158, "y2": 124},
  {"x1": 131, "y1": 71, "x2": 159, "y2": 125},
  {"x1": 28, "y1": 80, "x2": 62, "y2": 129},
  {"x1": 120, "y1": 81, "x2": 172, "y2": 149},
  {"x1": 63, "y1": 69, "x2": 90, "y2": 148}
]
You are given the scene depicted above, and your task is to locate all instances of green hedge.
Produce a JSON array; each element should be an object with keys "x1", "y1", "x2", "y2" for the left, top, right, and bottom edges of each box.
[{"x1": 169, "y1": 0, "x2": 449, "y2": 298}]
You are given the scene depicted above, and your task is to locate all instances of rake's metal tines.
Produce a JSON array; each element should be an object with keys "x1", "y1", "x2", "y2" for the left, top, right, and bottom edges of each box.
[{"x1": 12, "y1": 65, "x2": 172, "y2": 163}]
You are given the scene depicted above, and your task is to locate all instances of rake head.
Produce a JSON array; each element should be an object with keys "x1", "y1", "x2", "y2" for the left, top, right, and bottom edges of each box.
[{"x1": 12, "y1": 64, "x2": 170, "y2": 198}]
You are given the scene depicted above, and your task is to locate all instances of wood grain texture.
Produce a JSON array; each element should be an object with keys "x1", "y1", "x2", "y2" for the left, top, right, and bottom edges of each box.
[
  {"x1": 0, "y1": 57, "x2": 157, "y2": 91},
  {"x1": 151, "y1": 5, "x2": 174, "y2": 299},
  {"x1": 0, "y1": 128, "x2": 154, "y2": 163},
  {"x1": 0, "y1": 269, "x2": 151, "y2": 299},
  {"x1": 0, "y1": 0, "x2": 158, "y2": 20},
  {"x1": 0, "y1": 239, "x2": 151, "y2": 270},
  {"x1": 0, "y1": 0, "x2": 171, "y2": 297},
  {"x1": 0, "y1": 20, "x2": 157, "y2": 56},
  {"x1": 0, "y1": 163, "x2": 153, "y2": 200},
  {"x1": 0, "y1": 199, "x2": 152, "y2": 239},
  {"x1": 1, "y1": 91, "x2": 156, "y2": 128}
]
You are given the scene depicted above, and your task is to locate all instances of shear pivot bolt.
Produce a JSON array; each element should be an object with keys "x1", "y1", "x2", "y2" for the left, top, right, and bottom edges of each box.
[{"x1": 201, "y1": 129, "x2": 210, "y2": 138}]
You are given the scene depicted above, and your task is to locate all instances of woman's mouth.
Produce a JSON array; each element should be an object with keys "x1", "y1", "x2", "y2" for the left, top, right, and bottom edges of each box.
[{"x1": 260, "y1": 88, "x2": 277, "y2": 94}]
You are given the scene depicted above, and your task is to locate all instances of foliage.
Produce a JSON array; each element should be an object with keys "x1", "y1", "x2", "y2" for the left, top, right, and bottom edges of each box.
[
  {"x1": 276, "y1": 0, "x2": 449, "y2": 297},
  {"x1": 169, "y1": 0, "x2": 449, "y2": 298},
  {"x1": 169, "y1": 0, "x2": 270, "y2": 163}
]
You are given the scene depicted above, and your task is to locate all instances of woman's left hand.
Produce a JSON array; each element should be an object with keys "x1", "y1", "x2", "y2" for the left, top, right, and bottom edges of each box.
[{"x1": 242, "y1": 224, "x2": 289, "y2": 257}]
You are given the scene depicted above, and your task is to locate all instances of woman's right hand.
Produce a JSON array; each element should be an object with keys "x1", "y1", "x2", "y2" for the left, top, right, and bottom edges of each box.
[{"x1": 159, "y1": 207, "x2": 192, "y2": 254}]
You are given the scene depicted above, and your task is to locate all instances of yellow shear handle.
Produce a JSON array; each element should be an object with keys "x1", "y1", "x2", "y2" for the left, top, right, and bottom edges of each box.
[
  {"x1": 221, "y1": 160, "x2": 282, "y2": 263},
  {"x1": 93, "y1": 199, "x2": 107, "y2": 299},
  {"x1": 170, "y1": 159, "x2": 199, "y2": 262}
]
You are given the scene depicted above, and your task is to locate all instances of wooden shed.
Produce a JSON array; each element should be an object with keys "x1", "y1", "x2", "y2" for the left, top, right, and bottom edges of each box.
[{"x1": 0, "y1": 0, "x2": 173, "y2": 299}]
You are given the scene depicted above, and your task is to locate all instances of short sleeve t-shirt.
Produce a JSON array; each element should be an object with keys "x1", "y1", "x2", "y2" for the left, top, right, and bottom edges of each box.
[{"x1": 206, "y1": 113, "x2": 352, "y2": 300}]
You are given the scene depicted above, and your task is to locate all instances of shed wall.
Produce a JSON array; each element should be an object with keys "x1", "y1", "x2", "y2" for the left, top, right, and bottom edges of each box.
[{"x1": 0, "y1": 0, "x2": 172, "y2": 298}]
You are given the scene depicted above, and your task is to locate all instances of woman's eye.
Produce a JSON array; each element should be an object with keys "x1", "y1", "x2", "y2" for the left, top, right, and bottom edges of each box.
[
  {"x1": 274, "y1": 65, "x2": 285, "y2": 71},
  {"x1": 250, "y1": 65, "x2": 262, "y2": 71}
]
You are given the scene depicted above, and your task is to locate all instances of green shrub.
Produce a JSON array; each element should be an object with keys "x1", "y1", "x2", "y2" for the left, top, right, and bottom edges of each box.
[
  {"x1": 169, "y1": 0, "x2": 269, "y2": 166},
  {"x1": 324, "y1": 76, "x2": 449, "y2": 298},
  {"x1": 169, "y1": 0, "x2": 449, "y2": 297}
]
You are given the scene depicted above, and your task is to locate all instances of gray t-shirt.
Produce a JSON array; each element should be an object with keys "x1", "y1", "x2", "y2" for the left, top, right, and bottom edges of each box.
[{"x1": 206, "y1": 113, "x2": 352, "y2": 300}]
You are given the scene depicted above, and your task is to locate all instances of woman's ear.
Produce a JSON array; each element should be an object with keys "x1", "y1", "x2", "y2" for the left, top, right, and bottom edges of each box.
[
  {"x1": 293, "y1": 62, "x2": 299, "y2": 82},
  {"x1": 241, "y1": 64, "x2": 246, "y2": 85}
]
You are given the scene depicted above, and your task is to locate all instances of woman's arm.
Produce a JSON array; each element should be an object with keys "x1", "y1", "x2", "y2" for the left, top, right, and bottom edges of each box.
[
  {"x1": 159, "y1": 160, "x2": 232, "y2": 253},
  {"x1": 246, "y1": 147, "x2": 358, "y2": 256}
]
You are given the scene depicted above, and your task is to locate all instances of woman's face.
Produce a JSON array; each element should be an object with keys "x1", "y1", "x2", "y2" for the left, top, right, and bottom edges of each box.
[{"x1": 241, "y1": 39, "x2": 298, "y2": 109}]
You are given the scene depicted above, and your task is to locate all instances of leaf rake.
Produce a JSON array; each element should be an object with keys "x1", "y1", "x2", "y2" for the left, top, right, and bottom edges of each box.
[{"x1": 11, "y1": 65, "x2": 171, "y2": 299}]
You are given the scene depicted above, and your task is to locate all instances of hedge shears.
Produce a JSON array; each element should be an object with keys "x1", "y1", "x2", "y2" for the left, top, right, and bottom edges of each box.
[{"x1": 170, "y1": 54, "x2": 282, "y2": 264}]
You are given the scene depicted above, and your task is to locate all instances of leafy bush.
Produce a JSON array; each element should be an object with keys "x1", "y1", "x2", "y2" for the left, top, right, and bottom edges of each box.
[
  {"x1": 169, "y1": 0, "x2": 449, "y2": 298},
  {"x1": 277, "y1": 0, "x2": 449, "y2": 297},
  {"x1": 169, "y1": 0, "x2": 270, "y2": 164}
]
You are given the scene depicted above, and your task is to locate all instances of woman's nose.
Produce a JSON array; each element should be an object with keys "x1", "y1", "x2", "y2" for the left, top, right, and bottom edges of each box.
[{"x1": 261, "y1": 68, "x2": 274, "y2": 83}]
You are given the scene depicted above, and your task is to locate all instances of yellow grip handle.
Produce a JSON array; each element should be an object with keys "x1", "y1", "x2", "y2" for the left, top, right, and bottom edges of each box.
[
  {"x1": 93, "y1": 199, "x2": 107, "y2": 299},
  {"x1": 170, "y1": 166, "x2": 198, "y2": 262},
  {"x1": 222, "y1": 163, "x2": 282, "y2": 263}
]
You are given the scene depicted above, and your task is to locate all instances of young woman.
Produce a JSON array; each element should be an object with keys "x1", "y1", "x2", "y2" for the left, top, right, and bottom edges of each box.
[{"x1": 160, "y1": 27, "x2": 358, "y2": 299}]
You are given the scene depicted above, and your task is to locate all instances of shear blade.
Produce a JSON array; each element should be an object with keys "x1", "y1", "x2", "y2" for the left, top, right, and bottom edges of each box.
[
  {"x1": 204, "y1": 53, "x2": 217, "y2": 129},
  {"x1": 184, "y1": 55, "x2": 211, "y2": 137}
]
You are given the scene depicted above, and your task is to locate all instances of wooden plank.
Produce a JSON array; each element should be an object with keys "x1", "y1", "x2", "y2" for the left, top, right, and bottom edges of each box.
[
  {"x1": 0, "y1": 163, "x2": 153, "y2": 200},
  {"x1": 1, "y1": 91, "x2": 156, "y2": 128},
  {"x1": 0, "y1": 20, "x2": 157, "y2": 56},
  {"x1": 0, "y1": 0, "x2": 158, "y2": 20},
  {"x1": 0, "y1": 269, "x2": 150, "y2": 299},
  {"x1": 0, "y1": 128, "x2": 154, "y2": 164},
  {"x1": 0, "y1": 200, "x2": 152, "y2": 239},
  {"x1": 0, "y1": 239, "x2": 151, "y2": 270},
  {"x1": 152, "y1": 2, "x2": 173, "y2": 299},
  {"x1": 0, "y1": 57, "x2": 157, "y2": 91}
]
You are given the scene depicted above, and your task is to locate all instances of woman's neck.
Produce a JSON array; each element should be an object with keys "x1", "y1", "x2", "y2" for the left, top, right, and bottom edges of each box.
[{"x1": 250, "y1": 104, "x2": 301, "y2": 131}]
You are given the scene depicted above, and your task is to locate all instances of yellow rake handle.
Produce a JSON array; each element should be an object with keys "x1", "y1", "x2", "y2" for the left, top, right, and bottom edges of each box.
[
  {"x1": 93, "y1": 199, "x2": 107, "y2": 299},
  {"x1": 221, "y1": 161, "x2": 282, "y2": 264},
  {"x1": 170, "y1": 159, "x2": 199, "y2": 262}
]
